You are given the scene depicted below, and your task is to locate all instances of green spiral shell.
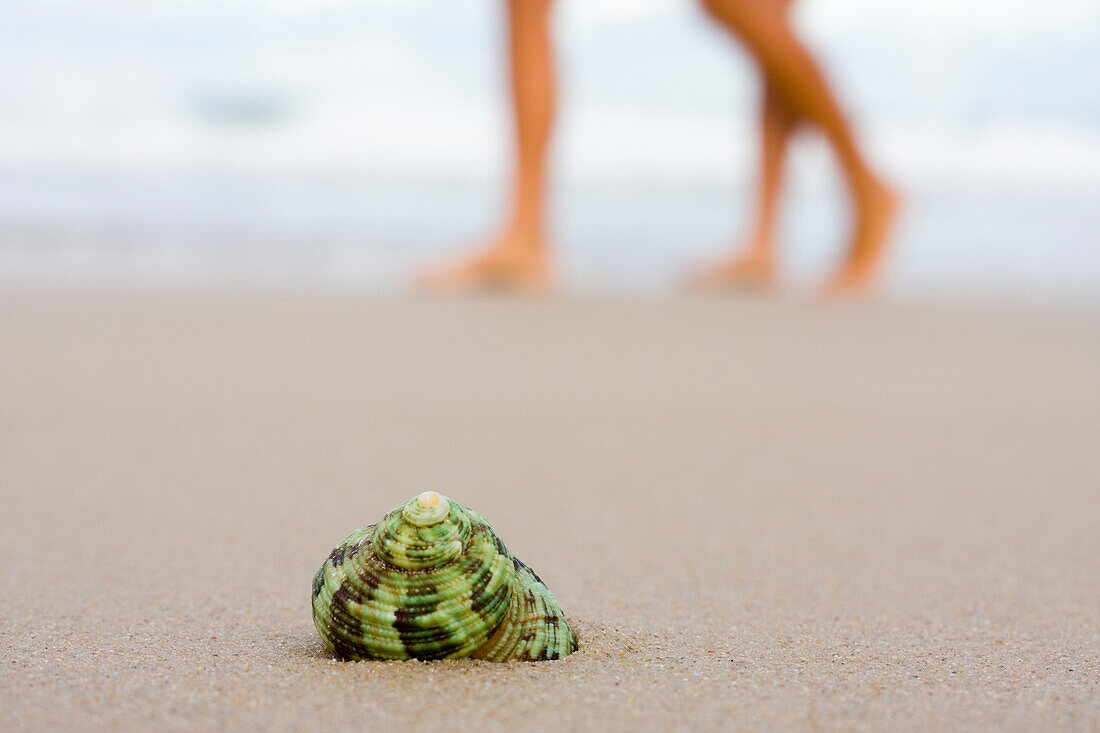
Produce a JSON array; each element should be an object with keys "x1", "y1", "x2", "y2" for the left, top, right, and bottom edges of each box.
[{"x1": 311, "y1": 492, "x2": 577, "y2": 662}]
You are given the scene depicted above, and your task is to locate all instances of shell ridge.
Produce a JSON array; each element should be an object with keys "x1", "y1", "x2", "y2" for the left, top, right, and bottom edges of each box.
[
  {"x1": 471, "y1": 555, "x2": 577, "y2": 662},
  {"x1": 312, "y1": 495, "x2": 575, "y2": 662}
]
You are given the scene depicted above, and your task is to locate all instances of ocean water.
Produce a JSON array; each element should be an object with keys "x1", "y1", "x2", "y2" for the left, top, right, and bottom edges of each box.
[
  {"x1": 1, "y1": 0, "x2": 1098, "y2": 299},
  {"x1": 1, "y1": 171, "x2": 1097, "y2": 301}
]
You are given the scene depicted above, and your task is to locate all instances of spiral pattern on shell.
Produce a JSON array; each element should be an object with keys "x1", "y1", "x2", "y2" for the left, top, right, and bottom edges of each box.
[{"x1": 311, "y1": 491, "x2": 577, "y2": 662}]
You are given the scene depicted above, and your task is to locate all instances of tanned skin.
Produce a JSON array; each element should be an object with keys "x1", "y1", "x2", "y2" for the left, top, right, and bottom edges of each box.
[{"x1": 420, "y1": 0, "x2": 897, "y2": 294}]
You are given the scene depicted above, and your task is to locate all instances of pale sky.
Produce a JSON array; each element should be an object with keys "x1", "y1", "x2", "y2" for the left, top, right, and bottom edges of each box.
[{"x1": 1, "y1": 0, "x2": 1098, "y2": 193}]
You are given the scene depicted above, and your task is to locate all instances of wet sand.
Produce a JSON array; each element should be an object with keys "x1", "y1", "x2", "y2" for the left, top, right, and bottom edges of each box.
[{"x1": 1, "y1": 292, "x2": 1098, "y2": 730}]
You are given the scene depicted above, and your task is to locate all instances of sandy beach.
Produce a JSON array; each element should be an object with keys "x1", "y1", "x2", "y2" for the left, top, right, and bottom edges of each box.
[{"x1": 1, "y1": 291, "x2": 1098, "y2": 730}]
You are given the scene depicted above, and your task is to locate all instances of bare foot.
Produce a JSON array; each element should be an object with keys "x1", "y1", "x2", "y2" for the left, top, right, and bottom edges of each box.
[
  {"x1": 688, "y1": 244, "x2": 775, "y2": 291},
  {"x1": 417, "y1": 232, "x2": 552, "y2": 294},
  {"x1": 822, "y1": 182, "x2": 900, "y2": 297}
]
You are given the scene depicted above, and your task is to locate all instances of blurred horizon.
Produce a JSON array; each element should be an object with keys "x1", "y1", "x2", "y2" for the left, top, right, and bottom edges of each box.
[{"x1": 2, "y1": 0, "x2": 1099, "y2": 299}]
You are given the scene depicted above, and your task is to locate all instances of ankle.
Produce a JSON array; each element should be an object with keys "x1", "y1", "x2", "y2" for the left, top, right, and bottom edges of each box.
[
  {"x1": 500, "y1": 217, "x2": 545, "y2": 246},
  {"x1": 741, "y1": 234, "x2": 774, "y2": 261}
]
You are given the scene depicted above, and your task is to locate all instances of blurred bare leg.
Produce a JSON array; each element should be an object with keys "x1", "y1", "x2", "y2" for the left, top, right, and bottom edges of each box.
[
  {"x1": 692, "y1": 81, "x2": 796, "y2": 289},
  {"x1": 698, "y1": 0, "x2": 897, "y2": 294},
  {"x1": 420, "y1": 0, "x2": 555, "y2": 292}
]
